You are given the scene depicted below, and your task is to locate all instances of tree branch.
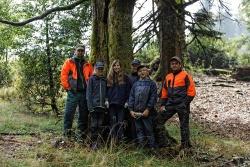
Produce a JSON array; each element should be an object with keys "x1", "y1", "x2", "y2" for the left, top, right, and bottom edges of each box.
[
  {"x1": 182, "y1": 0, "x2": 200, "y2": 8},
  {"x1": 0, "y1": 0, "x2": 88, "y2": 26}
]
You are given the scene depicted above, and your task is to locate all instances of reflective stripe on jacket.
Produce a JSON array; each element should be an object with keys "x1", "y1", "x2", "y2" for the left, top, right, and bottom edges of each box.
[
  {"x1": 161, "y1": 70, "x2": 196, "y2": 105},
  {"x1": 60, "y1": 58, "x2": 93, "y2": 90}
]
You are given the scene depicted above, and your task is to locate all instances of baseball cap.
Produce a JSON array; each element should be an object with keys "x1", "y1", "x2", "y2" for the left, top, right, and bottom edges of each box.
[
  {"x1": 95, "y1": 61, "x2": 104, "y2": 69},
  {"x1": 170, "y1": 56, "x2": 182, "y2": 64},
  {"x1": 131, "y1": 59, "x2": 141, "y2": 65},
  {"x1": 75, "y1": 44, "x2": 85, "y2": 51}
]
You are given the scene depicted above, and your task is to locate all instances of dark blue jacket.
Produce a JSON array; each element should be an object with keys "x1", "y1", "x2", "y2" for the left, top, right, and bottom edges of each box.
[
  {"x1": 128, "y1": 72, "x2": 139, "y2": 86},
  {"x1": 107, "y1": 75, "x2": 131, "y2": 105},
  {"x1": 128, "y1": 78, "x2": 157, "y2": 112},
  {"x1": 86, "y1": 74, "x2": 107, "y2": 111}
]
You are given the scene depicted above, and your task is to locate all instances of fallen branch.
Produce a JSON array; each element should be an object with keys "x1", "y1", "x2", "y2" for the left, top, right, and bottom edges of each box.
[
  {"x1": 0, "y1": 132, "x2": 38, "y2": 136},
  {"x1": 212, "y1": 84, "x2": 234, "y2": 88}
]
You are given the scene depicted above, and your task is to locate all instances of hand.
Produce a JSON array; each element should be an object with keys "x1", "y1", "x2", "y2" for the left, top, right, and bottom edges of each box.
[
  {"x1": 105, "y1": 101, "x2": 109, "y2": 108},
  {"x1": 142, "y1": 109, "x2": 149, "y2": 117},
  {"x1": 130, "y1": 111, "x2": 136, "y2": 118},
  {"x1": 159, "y1": 106, "x2": 166, "y2": 112},
  {"x1": 124, "y1": 102, "x2": 128, "y2": 108}
]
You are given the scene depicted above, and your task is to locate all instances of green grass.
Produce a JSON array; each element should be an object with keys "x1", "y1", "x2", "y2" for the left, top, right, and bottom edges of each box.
[{"x1": 0, "y1": 100, "x2": 249, "y2": 167}]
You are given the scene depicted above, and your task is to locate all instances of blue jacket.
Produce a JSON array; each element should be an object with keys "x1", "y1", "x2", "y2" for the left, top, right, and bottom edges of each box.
[
  {"x1": 128, "y1": 78, "x2": 157, "y2": 112},
  {"x1": 128, "y1": 72, "x2": 139, "y2": 86},
  {"x1": 107, "y1": 75, "x2": 131, "y2": 105},
  {"x1": 86, "y1": 74, "x2": 107, "y2": 111}
]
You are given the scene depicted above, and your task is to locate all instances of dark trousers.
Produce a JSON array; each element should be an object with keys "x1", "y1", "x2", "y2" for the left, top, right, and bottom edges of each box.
[
  {"x1": 64, "y1": 91, "x2": 89, "y2": 137},
  {"x1": 124, "y1": 108, "x2": 137, "y2": 142},
  {"x1": 155, "y1": 103, "x2": 191, "y2": 147},
  {"x1": 134, "y1": 116, "x2": 155, "y2": 147},
  {"x1": 109, "y1": 104, "x2": 125, "y2": 140},
  {"x1": 90, "y1": 108, "x2": 105, "y2": 143}
]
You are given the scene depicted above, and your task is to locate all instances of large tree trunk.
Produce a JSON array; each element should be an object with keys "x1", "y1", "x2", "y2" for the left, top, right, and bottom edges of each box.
[
  {"x1": 108, "y1": 0, "x2": 135, "y2": 71},
  {"x1": 155, "y1": 0, "x2": 178, "y2": 80},
  {"x1": 91, "y1": 0, "x2": 135, "y2": 71},
  {"x1": 154, "y1": 0, "x2": 186, "y2": 80},
  {"x1": 176, "y1": 2, "x2": 186, "y2": 60},
  {"x1": 90, "y1": 0, "x2": 109, "y2": 68}
]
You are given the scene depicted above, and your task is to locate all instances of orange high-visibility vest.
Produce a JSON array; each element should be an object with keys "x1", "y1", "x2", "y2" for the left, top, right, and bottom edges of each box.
[
  {"x1": 161, "y1": 70, "x2": 196, "y2": 104},
  {"x1": 60, "y1": 58, "x2": 93, "y2": 90}
]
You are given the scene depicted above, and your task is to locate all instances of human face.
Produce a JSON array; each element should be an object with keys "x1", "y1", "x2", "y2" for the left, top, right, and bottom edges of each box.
[
  {"x1": 75, "y1": 49, "x2": 85, "y2": 57},
  {"x1": 131, "y1": 64, "x2": 139, "y2": 73},
  {"x1": 113, "y1": 62, "x2": 121, "y2": 73},
  {"x1": 139, "y1": 67, "x2": 149, "y2": 79},
  {"x1": 96, "y1": 68, "x2": 104, "y2": 76},
  {"x1": 170, "y1": 60, "x2": 181, "y2": 72}
]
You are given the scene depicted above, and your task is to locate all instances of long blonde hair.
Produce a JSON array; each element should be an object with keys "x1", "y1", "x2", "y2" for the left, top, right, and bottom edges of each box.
[{"x1": 107, "y1": 60, "x2": 125, "y2": 86}]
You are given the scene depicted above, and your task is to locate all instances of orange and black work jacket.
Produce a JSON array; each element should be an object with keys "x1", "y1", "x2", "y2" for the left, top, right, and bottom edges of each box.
[
  {"x1": 161, "y1": 70, "x2": 196, "y2": 106},
  {"x1": 60, "y1": 58, "x2": 93, "y2": 91}
]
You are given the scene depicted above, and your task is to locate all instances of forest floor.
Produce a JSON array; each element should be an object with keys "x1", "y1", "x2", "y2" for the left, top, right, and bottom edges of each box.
[
  {"x1": 192, "y1": 75, "x2": 250, "y2": 141},
  {"x1": 0, "y1": 75, "x2": 250, "y2": 167}
]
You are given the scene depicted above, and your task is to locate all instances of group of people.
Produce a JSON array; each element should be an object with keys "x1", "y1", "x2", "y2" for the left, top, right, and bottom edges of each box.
[{"x1": 60, "y1": 44, "x2": 196, "y2": 150}]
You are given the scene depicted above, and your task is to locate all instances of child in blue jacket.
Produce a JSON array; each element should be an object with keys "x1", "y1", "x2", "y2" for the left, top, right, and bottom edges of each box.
[
  {"x1": 86, "y1": 61, "x2": 107, "y2": 149},
  {"x1": 128, "y1": 65, "x2": 157, "y2": 148}
]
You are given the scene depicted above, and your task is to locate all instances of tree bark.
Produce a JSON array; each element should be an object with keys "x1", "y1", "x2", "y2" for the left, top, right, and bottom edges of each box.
[
  {"x1": 155, "y1": 0, "x2": 178, "y2": 80},
  {"x1": 45, "y1": 19, "x2": 59, "y2": 115},
  {"x1": 108, "y1": 0, "x2": 135, "y2": 71},
  {"x1": 91, "y1": 0, "x2": 135, "y2": 72},
  {"x1": 90, "y1": 0, "x2": 109, "y2": 69}
]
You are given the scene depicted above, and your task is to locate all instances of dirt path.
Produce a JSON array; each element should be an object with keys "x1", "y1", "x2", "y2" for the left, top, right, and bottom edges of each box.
[{"x1": 191, "y1": 75, "x2": 250, "y2": 140}]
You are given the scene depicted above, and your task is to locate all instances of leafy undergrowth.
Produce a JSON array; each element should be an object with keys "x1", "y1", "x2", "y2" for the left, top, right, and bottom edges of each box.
[{"x1": 0, "y1": 100, "x2": 250, "y2": 167}]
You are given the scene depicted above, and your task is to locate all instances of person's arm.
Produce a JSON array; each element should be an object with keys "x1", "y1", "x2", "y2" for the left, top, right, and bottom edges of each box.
[
  {"x1": 147, "y1": 81, "x2": 158, "y2": 110},
  {"x1": 60, "y1": 60, "x2": 71, "y2": 90},
  {"x1": 160, "y1": 78, "x2": 168, "y2": 111},
  {"x1": 186, "y1": 74, "x2": 196, "y2": 103},
  {"x1": 124, "y1": 75, "x2": 131, "y2": 107},
  {"x1": 86, "y1": 77, "x2": 94, "y2": 111},
  {"x1": 128, "y1": 84, "x2": 136, "y2": 118}
]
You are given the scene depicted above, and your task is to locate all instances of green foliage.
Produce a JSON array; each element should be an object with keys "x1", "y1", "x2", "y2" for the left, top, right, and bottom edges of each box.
[
  {"x1": 187, "y1": 38, "x2": 235, "y2": 69},
  {"x1": 0, "y1": 60, "x2": 12, "y2": 87},
  {"x1": 223, "y1": 36, "x2": 250, "y2": 66},
  {"x1": 0, "y1": 0, "x2": 92, "y2": 113},
  {"x1": 135, "y1": 41, "x2": 159, "y2": 64},
  {"x1": 16, "y1": 47, "x2": 63, "y2": 112}
]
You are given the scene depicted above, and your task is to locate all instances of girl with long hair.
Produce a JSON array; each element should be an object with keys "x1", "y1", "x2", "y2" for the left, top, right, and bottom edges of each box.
[{"x1": 107, "y1": 59, "x2": 131, "y2": 142}]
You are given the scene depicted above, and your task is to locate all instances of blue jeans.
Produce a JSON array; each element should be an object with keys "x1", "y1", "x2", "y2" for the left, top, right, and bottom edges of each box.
[
  {"x1": 135, "y1": 116, "x2": 155, "y2": 147},
  {"x1": 64, "y1": 91, "x2": 89, "y2": 137}
]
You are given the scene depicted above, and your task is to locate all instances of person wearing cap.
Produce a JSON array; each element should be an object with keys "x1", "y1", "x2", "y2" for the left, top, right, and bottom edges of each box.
[
  {"x1": 124, "y1": 59, "x2": 141, "y2": 141},
  {"x1": 60, "y1": 44, "x2": 93, "y2": 141},
  {"x1": 155, "y1": 56, "x2": 196, "y2": 149},
  {"x1": 86, "y1": 61, "x2": 107, "y2": 149},
  {"x1": 128, "y1": 59, "x2": 141, "y2": 85},
  {"x1": 128, "y1": 65, "x2": 158, "y2": 148}
]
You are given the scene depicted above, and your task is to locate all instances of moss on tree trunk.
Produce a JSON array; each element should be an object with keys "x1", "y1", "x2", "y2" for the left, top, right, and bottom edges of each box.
[
  {"x1": 90, "y1": 0, "x2": 110, "y2": 69},
  {"x1": 91, "y1": 0, "x2": 135, "y2": 72},
  {"x1": 108, "y1": 0, "x2": 135, "y2": 72}
]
